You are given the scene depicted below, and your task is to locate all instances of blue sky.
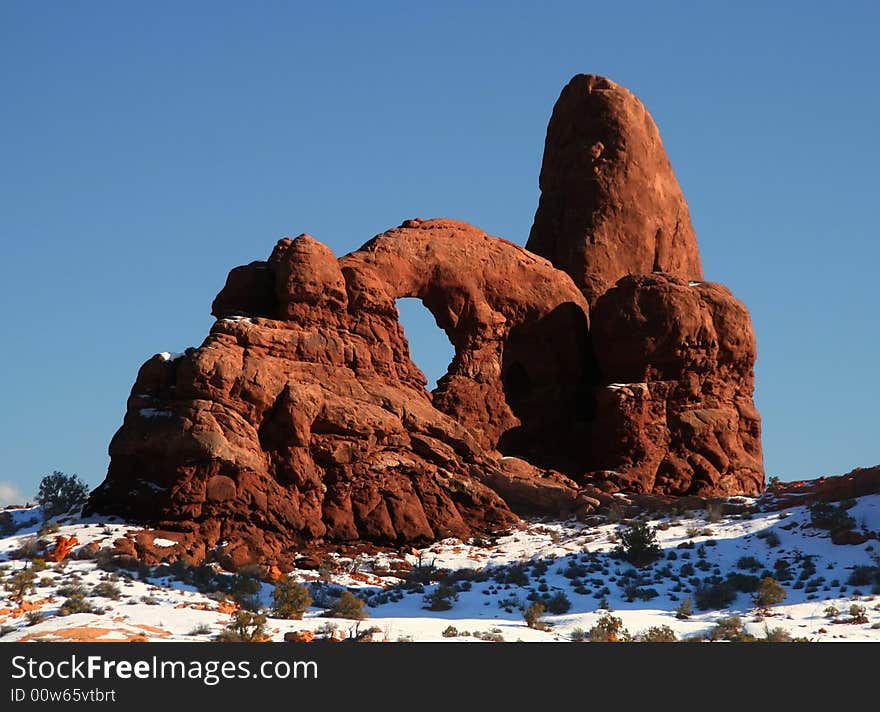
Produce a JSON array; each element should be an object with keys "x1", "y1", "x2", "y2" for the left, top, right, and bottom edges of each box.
[{"x1": 1, "y1": 1, "x2": 878, "y2": 503}]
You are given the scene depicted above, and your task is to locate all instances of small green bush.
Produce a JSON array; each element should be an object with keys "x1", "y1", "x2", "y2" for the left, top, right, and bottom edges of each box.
[
  {"x1": 327, "y1": 591, "x2": 368, "y2": 620},
  {"x1": 736, "y1": 556, "x2": 763, "y2": 572},
  {"x1": 5, "y1": 569, "x2": 37, "y2": 602},
  {"x1": 694, "y1": 580, "x2": 736, "y2": 611},
  {"x1": 59, "y1": 593, "x2": 99, "y2": 616},
  {"x1": 219, "y1": 610, "x2": 269, "y2": 642},
  {"x1": 25, "y1": 610, "x2": 46, "y2": 626},
  {"x1": 763, "y1": 626, "x2": 792, "y2": 642},
  {"x1": 849, "y1": 605, "x2": 868, "y2": 624},
  {"x1": 229, "y1": 567, "x2": 263, "y2": 611},
  {"x1": 753, "y1": 577, "x2": 787, "y2": 609},
  {"x1": 707, "y1": 616, "x2": 751, "y2": 642},
  {"x1": 675, "y1": 598, "x2": 693, "y2": 620},
  {"x1": 271, "y1": 578, "x2": 312, "y2": 620},
  {"x1": 726, "y1": 572, "x2": 761, "y2": 593},
  {"x1": 588, "y1": 613, "x2": 630, "y2": 642},
  {"x1": 423, "y1": 583, "x2": 458, "y2": 612},
  {"x1": 90, "y1": 582, "x2": 122, "y2": 600},
  {"x1": 809, "y1": 501, "x2": 856, "y2": 531},
  {"x1": 545, "y1": 591, "x2": 572, "y2": 614},
  {"x1": 847, "y1": 566, "x2": 880, "y2": 588},
  {"x1": 636, "y1": 625, "x2": 677, "y2": 642},
  {"x1": 617, "y1": 522, "x2": 662, "y2": 567},
  {"x1": 523, "y1": 602, "x2": 548, "y2": 630}
]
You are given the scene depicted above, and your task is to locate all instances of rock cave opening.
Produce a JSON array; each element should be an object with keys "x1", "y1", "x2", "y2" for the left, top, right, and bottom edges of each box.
[{"x1": 395, "y1": 297, "x2": 455, "y2": 392}]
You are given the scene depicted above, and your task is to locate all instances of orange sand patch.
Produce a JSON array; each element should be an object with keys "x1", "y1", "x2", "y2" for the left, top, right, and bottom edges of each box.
[{"x1": 18, "y1": 622, "x2": 170, "y2": 642}]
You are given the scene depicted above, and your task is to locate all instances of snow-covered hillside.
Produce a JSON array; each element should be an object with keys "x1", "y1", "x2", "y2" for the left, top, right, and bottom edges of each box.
[{"x1": 2, "y1": 491, "x2": 879, "y2": 642}]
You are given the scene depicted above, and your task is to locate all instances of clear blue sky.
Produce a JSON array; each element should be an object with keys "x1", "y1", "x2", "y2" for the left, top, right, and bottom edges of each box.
[{"x1": 2, "y1": 1, "x2": 878, "y2": 504}]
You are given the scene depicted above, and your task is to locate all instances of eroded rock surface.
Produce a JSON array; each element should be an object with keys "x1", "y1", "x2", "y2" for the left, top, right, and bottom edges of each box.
[
  {"x1": 89, "y1": 74, "x2": 766, "y2": 567},
  {"x1": 88, "y1": 221, "x2": 593, "y2": 567},
  {"x1": 527, "y1": 74, "x2": 703, "y2": 306}
]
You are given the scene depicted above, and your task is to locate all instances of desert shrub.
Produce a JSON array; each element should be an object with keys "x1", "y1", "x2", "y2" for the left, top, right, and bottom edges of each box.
[
  {"x1": 25, "y1": 610, "x2": 46, "y2": 626},
  {"x1": 570, "y1": 627, "x2": 587, "y2": 642},
  {"x1": 36, "y1": 471, "x2": 89, "y2": 516},
  {"x1": 188, "y1": 624, "x2": 212, "y2": 636},
  {"x1": 423, "y1": 583, "x2": 458, "y2": 612},
  {"x1": 849, "y1": 605, "x2": 868, "y2": 624},
  {"x1": 563, "y1": 562, "x2": 588, "y2": 579},
  {"x1": 757, "y1": 530, "x2": 781, "y2": 548},
  {"x1": 588, "y1": 613, "x2": 630, "y2": 642},
  {"x1": 90, "y1": 582, "x2": 121, "y2": 600},
  {"x1": 442, "y1": 625, "x2": 459, "y2": 638},
  {"x1": 694, "y1": 580, "x2": 736, "y2": 611},
  {"x1": 707, "y1": 616, "x2": 752, "y2": 642},
  {"x1": 0, "y1": 512, "x2": 19, "y2": 536},
  {"x1": 617, "y1": 522, "x2": 662, "y2": 567},
  {"x1": 736, "y1": 556, "x2": 763, "y2": 572},
  {"x1": 59, "y1": 592, "x2": 99, "y2": 616},
  {"x1": 191, "y1": 563, "x2": 221, "y2": 593},
  {"x1": 271, "y1": 578, "x2": 312, "y2": 619},
  {"x1": 14, "y1": 537, "x2": 42, "y2": 560},
  {"x1": 753, "y1": 577, "x2": 787, "y2": 609},
  {"x1": 847, "y1": 566, "x2": 880, "y2": 588},
  {"x1": 37, "y1": 521, "x2": 60, "y2": 537},
  {"x1": 499, "y1": 565, "x2": 530, "y2": 587},
  {"x1": 406, "y1": 555, "x2": 438, "y2": 585},
  {"x1": 545, "y1": 591, "x2": 572, "y2": 614},
  {"x1": 219, "y1": 610, "x2": 269, "y2": 642},
  {"x1": 706, "y1": 500, "x2": 724, "y2": 523},
  {"x1": 5, "y1": 569, "x2": 37, "y2": 602},
  {"x1": 763, "y1": 626, "x2": 792, "y2": 642},
  {"x1": 523, "y1": 602, "x2": 549, "y2": 630},
  {"x1": 685, "y1": 524, "x2": 703, "y2": 538},
  {"x1": 229, "y1": 567, "x2": 263, "y2": 611},
  {"x1": 474, "y1": 628, "x2": 505, "y2": 642},
  {"x1": 726, "y1": 572, "x2": 761, "y2": 593},
  {"x1": 679, "y1": 563, "x2": 695, "y2": 577},
  {"x1": 636, "y1": 625, "x2": 677, "y2": 642},
  {"x1": 675, "y1": 598, "x2": 693, "y2": 620},
  {"x1": 809, "y1": 501, "x2": 856, "y2": 531},
  {"x1": 824, "y1": 605, "x2": 840, "y2": 618},
  {"x1": 56, "y1": 583, "x2": 86, "y2": 598},
  {"x1": 327, "y1": 591, "x2": 367, "y2": 620}
]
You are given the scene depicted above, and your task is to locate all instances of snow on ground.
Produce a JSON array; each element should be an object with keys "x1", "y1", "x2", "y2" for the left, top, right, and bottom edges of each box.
[{"x1": 1, "y1": 493, "x2": 879, "y2": 642}]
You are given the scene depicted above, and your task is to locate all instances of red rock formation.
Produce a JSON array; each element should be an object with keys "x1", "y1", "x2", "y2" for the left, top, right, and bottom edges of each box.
[
  {"x1": 88, "y1": 73, "x2": 768, "y2": 566},
  {"x1": 766, "y1": 465, "x2": 880, "y2": 509},
  {"x1": 588, "y1": 274, "x2": 763, "y2": 496},
  {"x1": 46, "y1": 535, "x2": 79, "y2": 563},
  {"x1": 88, "y1": 220, "x2": 592, "y2": 568},
  {"x1": 527, "y1": 74, "x2": 703, "y2": 306}
]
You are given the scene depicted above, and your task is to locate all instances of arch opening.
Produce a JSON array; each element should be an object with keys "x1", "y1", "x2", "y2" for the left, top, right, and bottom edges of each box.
[{"x1": 396, "y1": 298, "x2": 455, "y2": 392}]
